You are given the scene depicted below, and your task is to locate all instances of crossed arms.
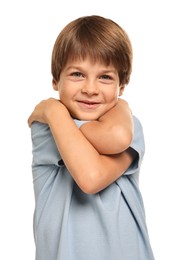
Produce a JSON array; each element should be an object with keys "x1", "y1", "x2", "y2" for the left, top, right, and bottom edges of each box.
[{"x1": 28, "y1": 98, "x2": 136, "y2": 194}]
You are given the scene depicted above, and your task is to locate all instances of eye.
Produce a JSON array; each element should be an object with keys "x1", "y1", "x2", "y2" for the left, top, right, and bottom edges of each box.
[
  {"x1": 100, "y1": 74, "x2": 112, "y2": 80},
  {"x1": 71, "y1": 71, "x2": 84, "y2": 78}
]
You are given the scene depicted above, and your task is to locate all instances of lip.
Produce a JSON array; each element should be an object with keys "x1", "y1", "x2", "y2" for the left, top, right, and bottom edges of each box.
[{"x1": 76, "y1": 100, "x2": 101, "y2": 110}]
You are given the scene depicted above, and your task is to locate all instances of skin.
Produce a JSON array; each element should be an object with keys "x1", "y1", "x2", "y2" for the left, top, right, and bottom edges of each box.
[
  {"x1": 53, "y1": 58, "x2": 133, "y2": 154},
  {"x1": 79, "y1": 100, "x2": 133, "y2": 154},
  {"x1": 28, "y1": 58, "x2": 136, "y2": 194}
]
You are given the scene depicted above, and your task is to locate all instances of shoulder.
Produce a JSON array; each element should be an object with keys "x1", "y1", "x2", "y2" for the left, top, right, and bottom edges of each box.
[
  {"x1": 132, "y1": 115, "x2": 145, "y2": 153},
  {"x1": 31, "y1": 122, "x2": 62, "y2": 165},
  {"x1": 133, "y1": 115, "x2": 143, "y2": 131},
  {"x1": 124, "y1": 115, "x2": 145, "y2": 176},
  {"x1": 31, "y1": 121, "x2": 50, "y2": 135},
  {"x1": 31, "y1": 122, "x2": 52, "y2": 146}
]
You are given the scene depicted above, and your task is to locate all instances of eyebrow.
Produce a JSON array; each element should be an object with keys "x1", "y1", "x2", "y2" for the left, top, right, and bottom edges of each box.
[
  {"x1": 66, "y1": 65, "x2": 117, "y2": 74},
  {"x1": 66, "y1": 65, "x2": 82, "y2": 71}
]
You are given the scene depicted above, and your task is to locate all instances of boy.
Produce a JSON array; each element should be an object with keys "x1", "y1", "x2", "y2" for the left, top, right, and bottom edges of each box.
[{"x1": 28, "y1": 15, "x2": 154, "y2": 260}]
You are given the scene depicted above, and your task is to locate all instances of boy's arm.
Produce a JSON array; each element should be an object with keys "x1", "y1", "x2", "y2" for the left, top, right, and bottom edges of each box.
[
  {"x1": 80, "y1": 98, "x2": 133, "y2": 154},
  {"x1": 28, "y1": 98, "x2": 136, "y2": 194}
]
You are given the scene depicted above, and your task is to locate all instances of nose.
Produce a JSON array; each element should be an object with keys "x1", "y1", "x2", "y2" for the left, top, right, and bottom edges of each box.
[{"x1": 81, "y1": 81, "x2": 99, "y2": 96}]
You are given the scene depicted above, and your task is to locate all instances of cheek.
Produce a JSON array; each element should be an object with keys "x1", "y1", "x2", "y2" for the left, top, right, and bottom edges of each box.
[
  {"x1": 59, "y1": 86, "x2": 74, "y2": 103},
  {"x1": 58, "y1": 83, "x2": 67, "y2": 96},
  {"x1": 104, "y1": 89, "x2": 118, "y2": 101},
  {"x1": 58, "y1": 87, "x2": 66, "y2": 102}
]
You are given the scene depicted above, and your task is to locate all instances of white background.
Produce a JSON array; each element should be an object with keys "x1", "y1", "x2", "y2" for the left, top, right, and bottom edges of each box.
[{"x1": 0, "y1": 0, "x2": 175, "y2": 259}]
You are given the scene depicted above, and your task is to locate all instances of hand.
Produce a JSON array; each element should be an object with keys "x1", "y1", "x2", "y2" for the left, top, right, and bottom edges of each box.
[
  {"x1": 116, "y1": 98, "x2": 132, "y2": 114},
  {"x1": 28, "y1": 98, "x2": 67, "y2": 127}
]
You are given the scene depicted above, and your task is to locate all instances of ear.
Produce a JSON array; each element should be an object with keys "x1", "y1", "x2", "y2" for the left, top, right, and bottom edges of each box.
[
  {"x1": 52, "y1": 79, "x2": 59, "y2": 91},
  {"x1": 119, "y1": 84, "x2": 125, "y2": 96}
]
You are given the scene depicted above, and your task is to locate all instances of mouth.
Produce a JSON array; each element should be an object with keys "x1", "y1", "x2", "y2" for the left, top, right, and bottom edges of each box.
[{"x1": 77, "y1": 100, "x2": 101, "y2": 109}]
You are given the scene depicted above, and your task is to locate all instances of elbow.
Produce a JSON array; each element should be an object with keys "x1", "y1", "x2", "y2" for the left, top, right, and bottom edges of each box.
[
  {"x1": 112, "y1": 125, "x2": 133, "y2": 153},
  {"x1": 78, "y1": 181, "x2": 99, "y2": 195},
  {"x1": 120, "y1": 129, "x2": 133, "y2": 151},
  {"x1": 80, "y1": 185, "x2": 97, "y2": 195},
  {"x1": 81, "y1": 185, "x2": 100, "y2": 195},
  {"x1": 76, "y1": 171, "x2": 102, "y2": 195},
  {"x1": 97, "y1": 126, "x2": 133, "y2": 155}
]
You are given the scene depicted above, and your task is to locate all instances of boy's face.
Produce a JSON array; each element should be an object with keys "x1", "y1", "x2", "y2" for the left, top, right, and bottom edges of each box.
[{"x1": 53, "y1": 58, "x2": 125, "y2": 120}]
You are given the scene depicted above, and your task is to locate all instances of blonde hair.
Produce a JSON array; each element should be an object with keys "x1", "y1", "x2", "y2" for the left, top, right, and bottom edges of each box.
[{"x1": 51, "y1": 15, "x2": 133, "y2": 85}]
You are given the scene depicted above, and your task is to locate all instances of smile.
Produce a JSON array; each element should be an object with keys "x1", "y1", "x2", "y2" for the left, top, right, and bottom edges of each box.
[{"x1": 77, "y1": 100, "x2": 101, "y2": 110}]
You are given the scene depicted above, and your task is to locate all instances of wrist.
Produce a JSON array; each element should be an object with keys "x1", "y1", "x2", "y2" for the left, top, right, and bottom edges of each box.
[{"x1": 45, "y1": 100, "x2": 69, "y2": 124}]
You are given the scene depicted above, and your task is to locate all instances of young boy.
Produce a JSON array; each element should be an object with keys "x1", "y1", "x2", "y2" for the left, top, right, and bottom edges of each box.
[{"x1": 28, "y1": 15, "x2": 155, "y2": 260}]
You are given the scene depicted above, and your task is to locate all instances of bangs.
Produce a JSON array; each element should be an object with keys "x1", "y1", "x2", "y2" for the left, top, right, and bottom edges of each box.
[
  {"x1": 66, "y1": 42, "x2": 114, "y2": 67},
  {"x1": 51, "y1": 15, "x2": 132, "y2": 84}
]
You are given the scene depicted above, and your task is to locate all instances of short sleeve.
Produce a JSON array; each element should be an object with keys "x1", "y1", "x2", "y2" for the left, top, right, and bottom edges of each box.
[
  {"x1": 31, "y1": 120, "x2": 87, "y2": 201},
  {"x1": 31, "y1": 122, "x2": 61, "y2": 166},
  {"x1": 31, "y1": 119, "x2": 87, "y2": 167},
  {"x1": 124, "y1": 116, "x2": 145, "y2": 175}
]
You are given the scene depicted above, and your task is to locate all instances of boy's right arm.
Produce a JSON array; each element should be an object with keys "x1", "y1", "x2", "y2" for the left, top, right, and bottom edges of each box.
[{"x1": 28, "y1": 98, "x2": 136, "y2": 194}]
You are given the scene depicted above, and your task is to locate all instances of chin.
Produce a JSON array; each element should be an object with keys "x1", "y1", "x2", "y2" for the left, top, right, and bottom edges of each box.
[{"x1": 71, "y1": 113, "x2": 99, "y2": 121}]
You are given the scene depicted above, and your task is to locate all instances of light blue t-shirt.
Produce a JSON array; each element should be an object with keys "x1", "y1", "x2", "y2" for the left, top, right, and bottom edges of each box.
[{"x1": 31, "y1": 116, "x2": 155, "y2": 260}]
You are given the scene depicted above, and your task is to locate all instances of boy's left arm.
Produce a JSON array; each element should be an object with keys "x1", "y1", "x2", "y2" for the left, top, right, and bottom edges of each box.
[
  {"x1": 80, "y1": 98, "x2": 133, "y2": 155},
  {"x1": 28, "y1": 98, "x2": 136, "y2": 194}
]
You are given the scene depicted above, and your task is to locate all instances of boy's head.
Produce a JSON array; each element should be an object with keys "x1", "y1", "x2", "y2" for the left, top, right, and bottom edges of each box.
[{"x1": 51, "y1": 15, "x2": 133, "y2": 86}]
